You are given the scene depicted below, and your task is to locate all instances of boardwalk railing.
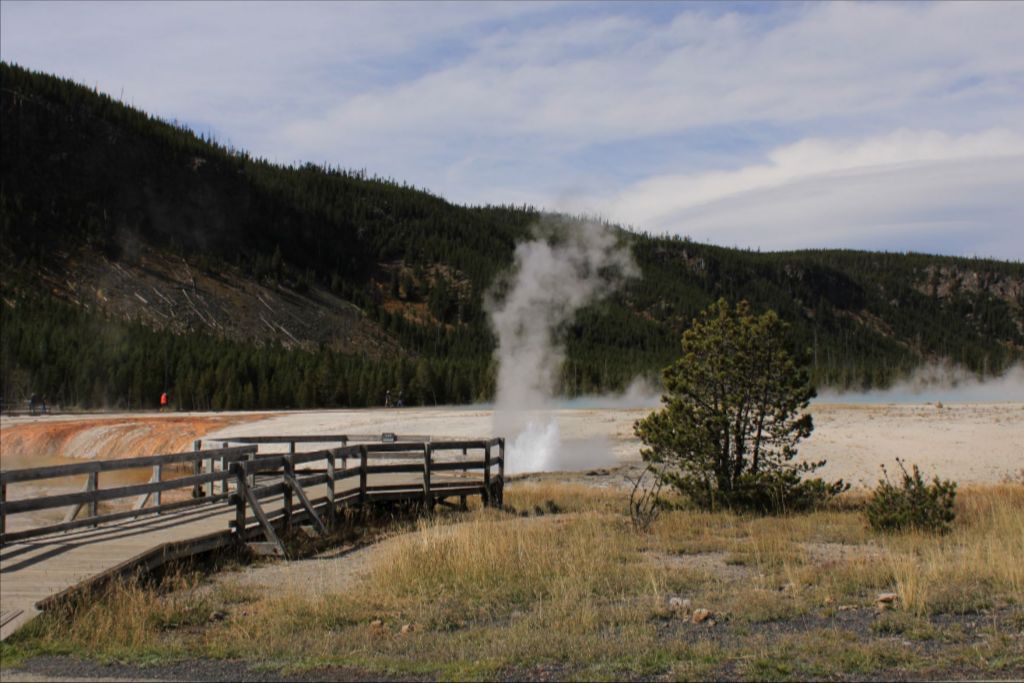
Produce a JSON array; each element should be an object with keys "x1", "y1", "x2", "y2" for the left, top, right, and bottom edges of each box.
[
  {"x1": 0, "y1": 436, "x2": 505, "y2": 550},
  {"x1": 228, "y1": 439, "x2": 505, "y2": 556},
  {"x1": 0, "y1": 445, "x2": 257, "y2": 545}
]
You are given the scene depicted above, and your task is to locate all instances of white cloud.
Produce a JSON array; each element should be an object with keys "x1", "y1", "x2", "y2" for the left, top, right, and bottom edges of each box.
[
  {"x1": 280, "y1": 2, "x2": 1024, "y2": 147},
  {"x1": 2, "y1": 1, "x2": 1022, "y2": 257},
  {"x1": 565, "y1": 129, "x2": 1024, "y2": 256}
]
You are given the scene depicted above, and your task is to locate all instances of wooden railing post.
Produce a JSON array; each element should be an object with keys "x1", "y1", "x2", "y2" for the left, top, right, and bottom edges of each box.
[
  {"x1": 232, "y1": 463, "x2": 247, "y2": 540},
  {"x1": 497, "y1": 438, "x2": 505, "y2": 509},
  {"x1": 483, "y1": 443, "x2": 492, "y2": 508},
  {"x1": 220, "y1": 442, "x2": 228, "y2": 494},
  {"x1": 283, "y1": 443, "x2": 295, "y2": 529},
  {"x1": 87, "y1": 471, "x2": 98, "y2": 522},
  {"x1": 326, "y1": 449, "x2": 337, "y2": 524},
  {"x1": 423, "y1": 444, "x2": 433, "y2": 512},
  {"x1": 359, "y1": 446, "x2": 368, "y2": 505},
  {"x1": 1, "y1": 479, "x2": 6, "y2": 537},
  {"x1": 154, "y1": 463, "x2": 163, "y2": 511},
  {"x1": 192, "y1": 440, "x2": 203, "y2": 497}
]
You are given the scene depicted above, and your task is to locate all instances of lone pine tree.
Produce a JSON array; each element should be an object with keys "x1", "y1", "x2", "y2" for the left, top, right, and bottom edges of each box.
[{"x1": 635, "y1": 299, "x2": 847, "y2": 513}]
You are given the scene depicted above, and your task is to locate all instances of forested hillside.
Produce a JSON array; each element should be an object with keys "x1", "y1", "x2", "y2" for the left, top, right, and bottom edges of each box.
[{"x1": 2, "y1": 62, "x2": 1022, "y2": 410}]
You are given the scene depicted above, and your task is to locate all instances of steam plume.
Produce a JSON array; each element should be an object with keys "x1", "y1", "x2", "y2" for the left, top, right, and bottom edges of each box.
[
  {"x1": 816, "y1": 362, "x2": 1024, "y2": 404},
  {"x1": 486, "y1": 218, "x2": 636, "y2": 474}
]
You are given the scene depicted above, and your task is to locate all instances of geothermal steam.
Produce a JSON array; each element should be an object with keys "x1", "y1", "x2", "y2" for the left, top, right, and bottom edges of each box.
[{"x1": 487, "y1": 219, "x2": 636, "y2": 474}]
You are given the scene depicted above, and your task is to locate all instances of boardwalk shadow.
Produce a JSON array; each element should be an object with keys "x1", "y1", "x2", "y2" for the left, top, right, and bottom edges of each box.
[{"x1": 0, "y1": 501, "x2": 250, "y2": 572}]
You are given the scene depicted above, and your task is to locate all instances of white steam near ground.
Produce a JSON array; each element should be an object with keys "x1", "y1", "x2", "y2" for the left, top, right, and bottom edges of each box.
[
  {"x1": 486, "y1": 218, "x2": 638, "y2": 475},
  {"x1": 816, "y1": 362, "x2": 1024, "y2": 404}
]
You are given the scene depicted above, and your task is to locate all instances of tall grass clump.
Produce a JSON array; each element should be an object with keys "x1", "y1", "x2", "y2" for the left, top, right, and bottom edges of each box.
[
  {"x1": 883, "y1": 484, "x2": 1024, "y2": 615},
  {"x1": 360, "y1": 512, "x2": 653, "y2": 618},
  {"x1": 7, "y1": 572, "x2": 208, "y2": 662}
]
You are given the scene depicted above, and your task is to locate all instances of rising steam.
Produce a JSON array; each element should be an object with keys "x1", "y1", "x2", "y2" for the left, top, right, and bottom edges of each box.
[
  {"x1": 816, "y1": 362, "x2": 1024, "y2": 404},
  {"x1": 487, "y1": 218, "x2": 637, "y2": 474}
]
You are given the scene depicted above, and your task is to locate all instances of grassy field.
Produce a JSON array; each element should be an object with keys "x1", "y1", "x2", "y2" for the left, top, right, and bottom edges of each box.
[{"x1": 2, "y1": 480, "x2": 1022, "y2": 681}]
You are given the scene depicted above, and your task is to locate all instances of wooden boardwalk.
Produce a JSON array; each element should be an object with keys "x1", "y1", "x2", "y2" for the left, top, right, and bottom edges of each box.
[{"x1": 0, "y1": 435, "x2": 504, "y2": 640}]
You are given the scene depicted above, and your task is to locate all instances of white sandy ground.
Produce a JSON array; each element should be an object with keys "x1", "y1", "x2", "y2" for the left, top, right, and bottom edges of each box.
[
  {"x1": 2, "y1": 403, "x2": 1022, "y2": 488},
  {"x1": 205, "y1": 402, "x2": 1024, "y2": 487}
]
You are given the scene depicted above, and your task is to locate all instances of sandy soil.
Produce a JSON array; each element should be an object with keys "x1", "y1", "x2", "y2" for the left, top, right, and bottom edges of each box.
[{"x1": 2, "y1": 403, "x2": 1021, "y2": 488}]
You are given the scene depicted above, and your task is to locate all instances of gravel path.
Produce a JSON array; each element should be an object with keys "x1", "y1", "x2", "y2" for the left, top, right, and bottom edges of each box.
[{"x1": 2, "y1": 655, "x2": 431, "y2": 682}]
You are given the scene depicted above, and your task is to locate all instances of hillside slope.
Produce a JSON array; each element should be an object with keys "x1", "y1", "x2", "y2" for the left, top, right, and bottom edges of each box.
[{"x1": 2, "y1": 62, "x2": 1022, "y2": 410}]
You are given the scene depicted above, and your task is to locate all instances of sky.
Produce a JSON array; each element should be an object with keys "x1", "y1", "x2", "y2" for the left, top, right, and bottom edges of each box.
[{"x1": 2, "y1": 1, "x2": 1023, "y2": 259}]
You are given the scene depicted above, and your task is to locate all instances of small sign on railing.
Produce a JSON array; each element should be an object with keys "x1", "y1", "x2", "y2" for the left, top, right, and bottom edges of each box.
[{"x1": 381, "y1": 432, "x2": 397, "y2": 443}]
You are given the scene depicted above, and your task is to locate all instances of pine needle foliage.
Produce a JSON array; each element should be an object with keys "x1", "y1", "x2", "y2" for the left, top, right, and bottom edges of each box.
[{"x1": 635, "y1": 299, "x2": 848, "y2": 513}]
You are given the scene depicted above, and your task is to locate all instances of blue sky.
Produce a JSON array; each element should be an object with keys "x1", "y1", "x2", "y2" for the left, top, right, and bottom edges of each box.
[{"x1": 2, "y1": 1, "x2": 1022, "y2": 259}]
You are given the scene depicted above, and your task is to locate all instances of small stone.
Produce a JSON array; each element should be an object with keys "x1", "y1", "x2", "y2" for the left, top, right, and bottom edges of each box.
[
  {"x1": 400, "y1": 623, "x2": 414, "y2": 635},
  {"x1": 370, "y1": 619, "x2": 384, "y2": 632},
  {"x1": 706, "y1": 619, "x2": 717, "y2": 627},
  {"x1": 691, "y1": 608, "x2": 713, "y2": 624},
  {"x1": 838, "y1": 604, "x2": 856, "y2": 612},
  {"x1": 877, "y1": 592, "x2": 898, "y2": 604}
]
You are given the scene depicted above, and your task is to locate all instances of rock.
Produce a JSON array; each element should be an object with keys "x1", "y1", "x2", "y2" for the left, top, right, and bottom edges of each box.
[
  {"x1": 706, "y1": 619, "x2": 717, "y2": 627},
  {"x1": 209, "y1": 610, "x2": 227, "y2": 622},
  {"x1": 369, "y1": 619, "x2": 384, "y2": 632},
  {"x1": 668, "y1": 597, "x2": 692, "y2": 614},
  {"x1": 877, "y1": 592, "x2": 898, "y2": 604},
  {"x1": 838, "y1": 605, "x2": 856, "y2": 612},
  {"x1": 876, "y1": 601, "x2": 893, "y2": 611},
  {"x1": 400, "y1": 623, "x2": 414, "y2": 635},
  {"x1": 691, "y1": 608, "x2": 713, "y2": 624}
]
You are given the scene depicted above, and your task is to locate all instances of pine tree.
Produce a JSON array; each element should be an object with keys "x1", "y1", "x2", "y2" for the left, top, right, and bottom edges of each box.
[{"x1": 635, "y1": 299, "x2": 847, "y2": 513}]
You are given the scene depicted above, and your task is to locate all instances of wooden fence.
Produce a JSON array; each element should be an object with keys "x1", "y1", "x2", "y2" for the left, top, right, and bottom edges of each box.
[
  {"x1": 227, "y1": 439, "x2": 505, "y2": 556},
  {"x1": 0, "y1": 436, "x2": 505, "y2": 550}
]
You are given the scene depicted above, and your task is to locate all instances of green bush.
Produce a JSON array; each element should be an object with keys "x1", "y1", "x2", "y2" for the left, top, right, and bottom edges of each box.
[{"x1": 865, "y1": 459, "x2": 957, "y2": 533}]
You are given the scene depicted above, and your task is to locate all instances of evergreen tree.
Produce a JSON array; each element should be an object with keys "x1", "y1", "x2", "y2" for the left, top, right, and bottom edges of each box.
[{"x1": 635, "y1": 299, "x2": 847, "y2": 513}]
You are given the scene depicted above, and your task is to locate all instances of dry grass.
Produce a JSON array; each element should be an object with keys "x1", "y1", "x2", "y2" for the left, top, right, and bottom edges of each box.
[
  {"x1": 4, "y1": 481, "x2": 1023, "y2": 679},
  {"x1": 502, "y1": 480, "x2": 624, "y2": 514},
  {"x1": 884, "y1": 484, "x2": 1024, "y2": 615}
]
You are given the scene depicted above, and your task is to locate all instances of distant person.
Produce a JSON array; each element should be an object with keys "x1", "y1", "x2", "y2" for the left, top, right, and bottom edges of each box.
[
  {"x1": 385, "y1": 390, "x2": 392, "y2": 408},
  {"x1": 160, "y1": 391, "x2": 169, "y2": 412},
  {"x1": 396, "y1": 391, "x2": 404, "y2": 408},
  {"x1": 29, "y1": 393, "x2": 39, "y2": 416}
]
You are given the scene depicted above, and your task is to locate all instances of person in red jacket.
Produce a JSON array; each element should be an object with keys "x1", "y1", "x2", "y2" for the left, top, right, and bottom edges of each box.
[{"x1": 160, "y1": 391, "x2": 169, "y2": 412}]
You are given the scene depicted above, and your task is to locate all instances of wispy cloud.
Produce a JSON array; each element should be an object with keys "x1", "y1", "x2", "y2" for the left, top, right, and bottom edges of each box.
[
  {"x1": 2, "y1": 1, "x2": 1022, "y2": 258},
  {"x1": 565, "y1": 129, "x2": 1024, "y2": 255}
]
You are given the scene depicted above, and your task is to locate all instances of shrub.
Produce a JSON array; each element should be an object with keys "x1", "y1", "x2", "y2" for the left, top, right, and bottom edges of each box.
[{"x1": 866, "y1": 459, "x2": 957, "y2": 533}]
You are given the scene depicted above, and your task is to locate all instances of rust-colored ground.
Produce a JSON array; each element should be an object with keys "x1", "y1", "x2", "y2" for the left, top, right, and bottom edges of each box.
[{"x1": 0, "y1": 414, "x2": 267, "y2": 470}]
